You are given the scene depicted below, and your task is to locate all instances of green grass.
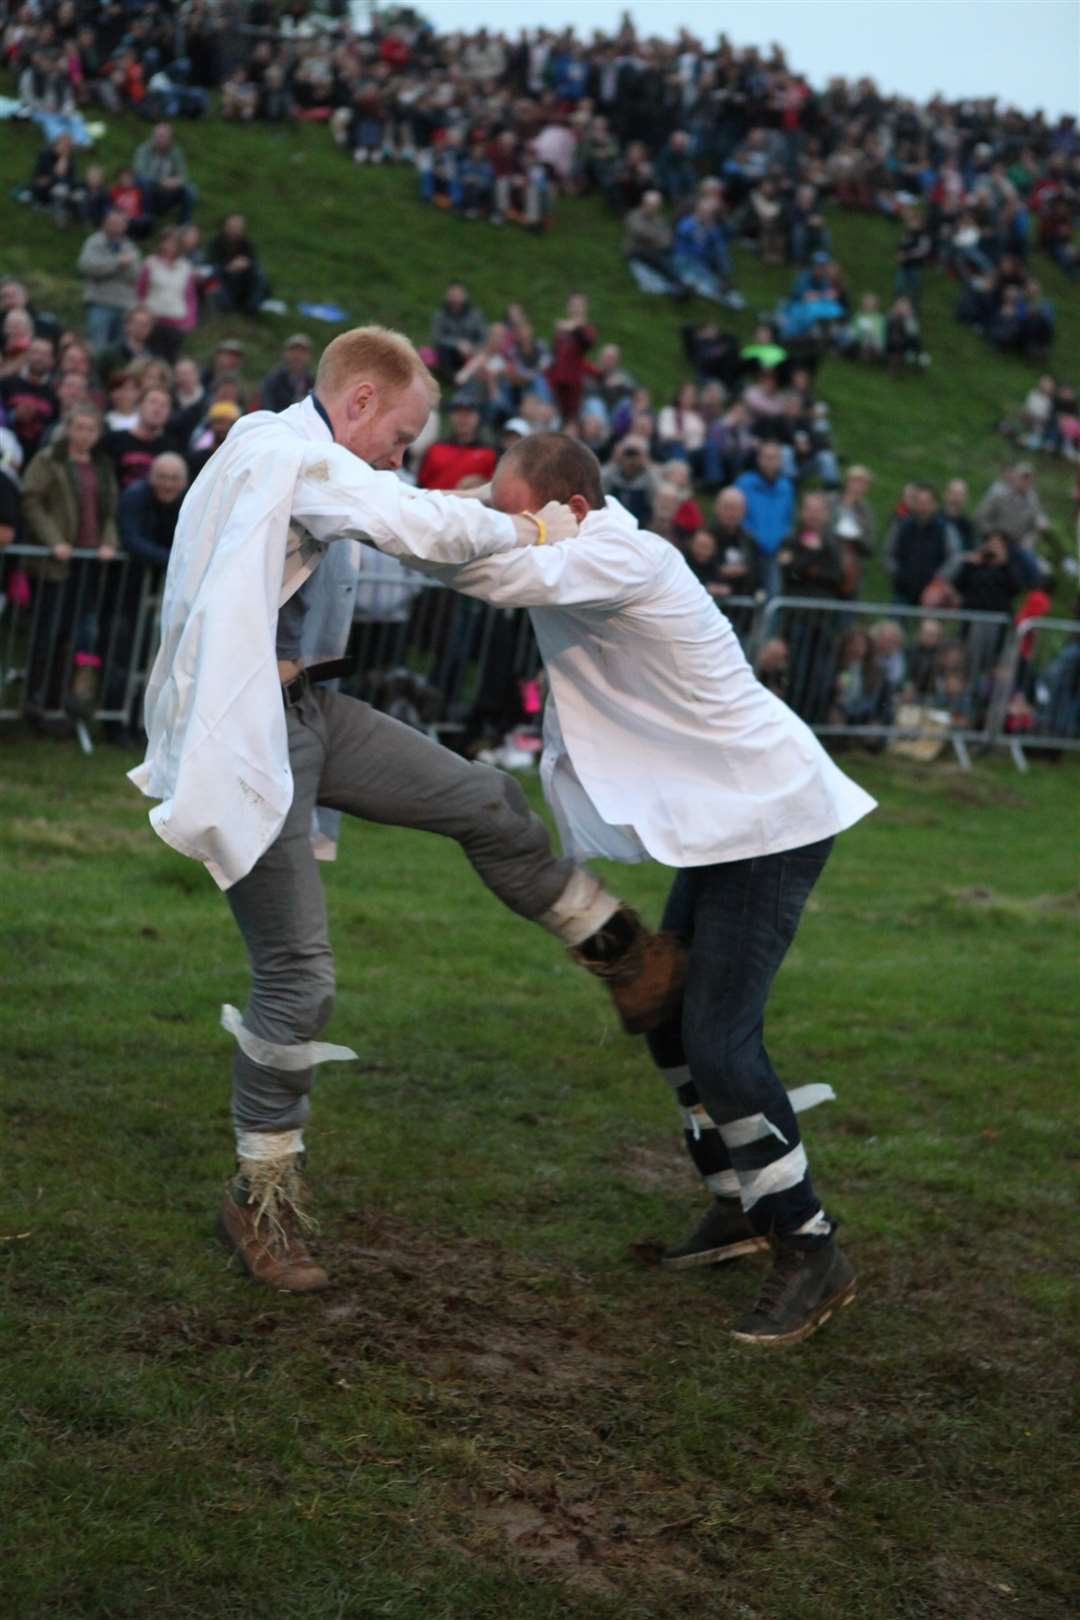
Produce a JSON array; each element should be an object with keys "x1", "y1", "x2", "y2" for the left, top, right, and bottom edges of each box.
[
  {"x1": 2, "y1": 738, "x2": 1078, "y2": 1620},
  {"x1": 1, "y1": 106, "x2": 1078, "y2": 604}
]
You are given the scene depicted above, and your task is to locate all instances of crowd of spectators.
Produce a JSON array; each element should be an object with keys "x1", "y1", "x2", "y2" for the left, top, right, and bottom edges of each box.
[{"x1": 1, "y1": 6, "x2": 1077, "y2": 749}]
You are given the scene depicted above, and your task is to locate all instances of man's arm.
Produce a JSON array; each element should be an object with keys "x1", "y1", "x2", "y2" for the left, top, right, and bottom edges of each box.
[
  {"x1": 414, "y1": 532, "x2": 657, "y2": 612},
  {"x1": 289, "y1": 442, "x2": 568, "y2": 566}
]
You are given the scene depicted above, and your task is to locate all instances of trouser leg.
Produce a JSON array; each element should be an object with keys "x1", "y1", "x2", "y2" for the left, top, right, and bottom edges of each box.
[
  {"x1": 647, "y1": 873, "x2": 741, "y2": 1198},
  {"x1": 315, "y1": 687, "x2": 592, "y2": 929},
  {"x1": 225, "y1": 693, "x2": 335, "y2": 1134},
  {"x1": 649, "y1": 841, "x2": 834, "y2": 1238}
]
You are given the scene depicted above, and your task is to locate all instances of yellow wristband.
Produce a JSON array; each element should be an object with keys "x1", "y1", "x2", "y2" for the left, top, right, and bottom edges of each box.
[{"x1": 522, "y1": 510, "x2": 547, "y2": 546}]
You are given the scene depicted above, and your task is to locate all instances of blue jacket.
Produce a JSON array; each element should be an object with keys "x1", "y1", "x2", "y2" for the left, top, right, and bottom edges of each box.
[
  {"x1": 673, "y1": 213, "x2": 727, "y2": 270},
  {"x1": 734, "y1": 469, "x2": 795, "y2": 554}
]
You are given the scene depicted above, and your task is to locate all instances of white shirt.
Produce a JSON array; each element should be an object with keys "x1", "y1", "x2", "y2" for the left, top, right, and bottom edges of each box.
[
  {"x1": 431, "y1": 498, "x2": 876, "y2": 867},
  {"x1": 129, "y1": 397, "x2": 520, "y2": 889}
]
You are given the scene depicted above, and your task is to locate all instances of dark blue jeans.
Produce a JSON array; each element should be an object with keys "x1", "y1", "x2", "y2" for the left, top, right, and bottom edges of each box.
[{"x1": 647, "y1": 836, "x2": 834, "y2": 1239}]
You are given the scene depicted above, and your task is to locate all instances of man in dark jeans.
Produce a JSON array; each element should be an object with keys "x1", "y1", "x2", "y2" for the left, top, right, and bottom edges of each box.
[{"x1": 428, "y1": 432, "x2": 877, "y2": 1345}]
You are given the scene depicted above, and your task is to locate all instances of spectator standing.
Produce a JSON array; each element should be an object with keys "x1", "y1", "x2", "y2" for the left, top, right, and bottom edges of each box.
[
  {"x1": 0, "y1": 336, "x2": 59, "y2": 465},
  {"x1": 779, "y1": 491, "x2": 844, "y2": 722},
  {"x1": 825, "y1": 464, "x2": 876, "y2": 599},
  {"x1": 546, "y1": 293, "x2": 596, "y2": 424},
  {"x1": 103, "y1": 386, "x2": 176, "y2": 489},
  {"x1": 975, "y1": 463, "x2": 1050, "y2": 552},
  {"x1": 261, "y1": 335, "x2": 314, "y2": 415},
  {"x1": 22, "y1": 403, "x2": 119, "y2": 715},
  {"x1": 168, "y1": 357, "x2": 206, "y2": 446},
  {"x1": 0, "y1": 427, "x2": 23, "y2": 548},
  {"x1": 77, "y1": 211, "x2": 142, "y2": 354},
  {"x1": 885, "y1": 484, "x2": 955, "y2": 606},
  {"x1": 708, "y1": 485, "x2": 760, "y2": 598},
  {"x1": 98, "y1": 305, "x2": 155, "y2": 385},
  {"x1": 417, "y1": 396, "x2": 496, "y2": 490},
  {"x1": 941, "y1": 478, "x2": 976, "y2": 552},
  {"x1": 188, "y1": 400, "x2": 241, "y2": 480},
  {"x1": 601, "y1": 435, "x2": 658, "y2": 526},
  {"x1": 113, "y1": 451, "x2": 190, "y2": 737},
  {"x1": 656, "y1": 382, "x2": 706, "y2": 466},
  {"x1": 735, "y1": 441, "x2": 796, "y2": 599},
  {"x1": 133, "y1": 123, "x2": 197, "y2": 225}
]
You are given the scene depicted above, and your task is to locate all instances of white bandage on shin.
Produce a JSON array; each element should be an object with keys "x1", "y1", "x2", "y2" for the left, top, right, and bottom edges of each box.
[
  {"x1": 221, "y1": 1004, "x2": 358, "y2": 1071},
  {"x1": 236, "y1": 1128, "x2": 305, "y2": 1162},
  {"x1": 736, "y1": 1143, "x2": 809, "y2": 1211},
  {"x1": 539, "y1": 869, "x2": 621, "y2": 949},
  {"x1": 705, "y1": 1169, "x2": 741, "y2": 1199}
]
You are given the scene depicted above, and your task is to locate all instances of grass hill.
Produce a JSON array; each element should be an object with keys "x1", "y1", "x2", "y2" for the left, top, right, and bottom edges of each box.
[{"x1": 2, "y1": 108, "x2": 1078, "y2": 604}]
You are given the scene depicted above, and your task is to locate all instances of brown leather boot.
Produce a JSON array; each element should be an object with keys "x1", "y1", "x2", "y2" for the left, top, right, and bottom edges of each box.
[
  {"x1": 217, "y1": 1155, "x2": 330, "y2": 1293},
  {"x1": 573, "y1": 906, "x2": 687, "y2": 1035}
]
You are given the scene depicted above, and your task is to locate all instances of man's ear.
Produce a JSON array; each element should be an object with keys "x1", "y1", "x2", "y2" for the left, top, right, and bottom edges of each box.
[
  {"x1": 568, "y1": 494, "x2": 591, "y2": 522},
  {"x1": 348, "y1": 381, "x2": 376, "y2": 420}
]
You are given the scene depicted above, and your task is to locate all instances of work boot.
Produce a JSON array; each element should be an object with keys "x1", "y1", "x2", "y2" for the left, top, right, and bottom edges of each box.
[
  {"x1": 730, "y1": 1235, "x2": 856, "y2": 1346},
  {"x1": 661, "y1": 1199, "x2": 770, "y2": 1269},
  {"x1": 573, "y1": 905, "x2": 687, "y2": 1034},
  {"x1": 217, "y1": 1154, "x2": 330, "y2": 1293}
]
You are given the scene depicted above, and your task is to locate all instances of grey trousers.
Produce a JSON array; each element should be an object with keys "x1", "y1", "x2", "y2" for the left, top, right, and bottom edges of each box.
[{"x1": 226, "y1": 683, "x2": 577, "y2": 1134}]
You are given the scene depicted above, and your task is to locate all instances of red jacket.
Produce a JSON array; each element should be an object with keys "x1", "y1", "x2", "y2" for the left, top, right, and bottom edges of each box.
[{"x1": 418, "y1": 440, "x2": 496, "y2": 491}]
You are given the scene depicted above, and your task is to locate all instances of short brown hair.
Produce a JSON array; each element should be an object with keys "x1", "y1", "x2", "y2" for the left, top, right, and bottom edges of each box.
[
  {"x1": 316, "y1": 324, "x2": 438, "y2": 406},
  {"x1": 501, "y1": 432, "x2": 604, "y2": 510}
]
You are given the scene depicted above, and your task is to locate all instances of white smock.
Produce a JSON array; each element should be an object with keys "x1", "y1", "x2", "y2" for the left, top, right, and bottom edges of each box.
[
  {"x1": 425, "y1": 497, "x2": 876, "y2": 867},
  {"x1": 128, "y1": 397, "x2": 519, "y2": 889}
]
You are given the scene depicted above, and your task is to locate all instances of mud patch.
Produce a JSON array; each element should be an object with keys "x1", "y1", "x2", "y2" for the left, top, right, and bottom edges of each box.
[
  {"x1": 614, "y1": 1137, "x2": 691, "y2": 1195},
  {"x1": 944, "y1": 885, "x2": 1080, "y2": 920}
]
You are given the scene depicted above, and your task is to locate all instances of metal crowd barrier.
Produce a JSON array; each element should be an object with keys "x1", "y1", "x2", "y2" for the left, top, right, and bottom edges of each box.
[{"x1": 2, "y1": 547, "x2": 1077, "y2": 770}]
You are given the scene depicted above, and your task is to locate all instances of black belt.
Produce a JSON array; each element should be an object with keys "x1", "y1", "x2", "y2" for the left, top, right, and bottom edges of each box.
[{"x1": 281, "y1": 658, "x2": 354, "y2": 707}]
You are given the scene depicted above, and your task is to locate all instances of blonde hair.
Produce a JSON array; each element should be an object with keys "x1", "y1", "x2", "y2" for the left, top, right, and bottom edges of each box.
[{"x1": 315, "y1": 324, "x2": 438, "y2": 406}]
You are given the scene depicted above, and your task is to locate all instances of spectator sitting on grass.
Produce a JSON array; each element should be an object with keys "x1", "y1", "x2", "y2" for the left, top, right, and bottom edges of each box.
[
  {"x1": 885, "y1": 296, "x2": 928, "y2": 374},
  {"x1": 428, "y1": 281, "x2": 488, "y2": 381},
  {"x1": 107, "y1": 168, "x2": 152, "y2": 239},
  {"x1": 133, "y1": 122, "x2": 197, "y2": 225},
  {"x1": 207, "y1": 214, "x2": 266, "y2": 316},
  {"x1": 29, "y1": 132, "x2": 85, "y2": 224},
  {"x1": 623, "y1": 190, "x2": 685, "y2": 297},
  {"x1": 673, "y1": 198, "x2": 742, "y2": 308},
  {"x1": 852, "y1": 292, "x2": 885, "y2": 361},
  {"x1": 454, "y1": 324, "x2": 514, "y2": 422}
]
